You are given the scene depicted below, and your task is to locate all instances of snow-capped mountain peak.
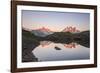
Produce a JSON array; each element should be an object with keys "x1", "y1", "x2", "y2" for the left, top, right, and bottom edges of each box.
[
  {"x1": 31, "y1": 27, "x2": 53, "y2": 37},
  {"x1": 62, "y1": 26, "x2": 80, "y2": 33}
]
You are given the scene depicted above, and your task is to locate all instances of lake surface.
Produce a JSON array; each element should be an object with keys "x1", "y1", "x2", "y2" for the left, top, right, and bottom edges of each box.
[{"x1": 32, "y1": 41, "x2": 90, "y2": 62}]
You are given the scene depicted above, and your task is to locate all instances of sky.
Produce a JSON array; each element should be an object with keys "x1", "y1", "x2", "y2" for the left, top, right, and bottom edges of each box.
[{"x1": 22, "y1": 10, "x2": 90, "y2": 32}]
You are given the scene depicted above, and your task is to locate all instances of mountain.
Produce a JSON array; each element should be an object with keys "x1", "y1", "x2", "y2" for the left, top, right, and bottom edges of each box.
[
  {"x1": 31, "y1": 27, "x2": 54, "y2": 37},
  {"x1": 37, "y1": 27, "x2": 52, "y2": 32},
  {"x1": 62, "y1": 26, "x2": 80, "y2": 33}
]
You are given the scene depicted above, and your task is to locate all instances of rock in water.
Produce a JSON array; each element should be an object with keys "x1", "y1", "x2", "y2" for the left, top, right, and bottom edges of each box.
[{"x1": 55, "y1": 46, "x2": 61, "y2": 50}]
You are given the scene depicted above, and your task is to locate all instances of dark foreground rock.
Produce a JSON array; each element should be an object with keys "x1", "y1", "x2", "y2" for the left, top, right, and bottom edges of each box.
[{"x1": 22, "y1": 36, "x2": 40, "y2": 62}]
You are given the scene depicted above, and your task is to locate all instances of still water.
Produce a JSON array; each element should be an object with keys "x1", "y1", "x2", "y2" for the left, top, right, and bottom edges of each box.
[{"x1": 32, "y1": 41, "x2": 90, "y2": 62}]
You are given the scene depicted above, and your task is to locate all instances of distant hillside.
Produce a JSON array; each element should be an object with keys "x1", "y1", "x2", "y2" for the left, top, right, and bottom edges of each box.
[
  {"x1": 45, "y1": 32, "x2": 73, "y2": 44},
  {"x1": 23, "y1": 29, "x2": 90, "y2": 48},
  {"x1": 73, "y1": 30, "x2": 90, "y2": 47}
]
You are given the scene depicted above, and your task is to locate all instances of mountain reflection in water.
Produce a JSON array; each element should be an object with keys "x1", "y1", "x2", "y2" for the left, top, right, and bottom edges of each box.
[
  {"x1": 40, "y1": 41, "x2": 78, "y2": 49},
  {"x1": 32, "y1": 41, "x2": 90, "y2": 62}
]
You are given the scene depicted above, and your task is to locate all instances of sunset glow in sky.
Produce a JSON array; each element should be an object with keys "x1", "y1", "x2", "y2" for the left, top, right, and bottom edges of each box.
[{"x1": 22, "y1": 10, "x2": 90, "y2": 32}]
